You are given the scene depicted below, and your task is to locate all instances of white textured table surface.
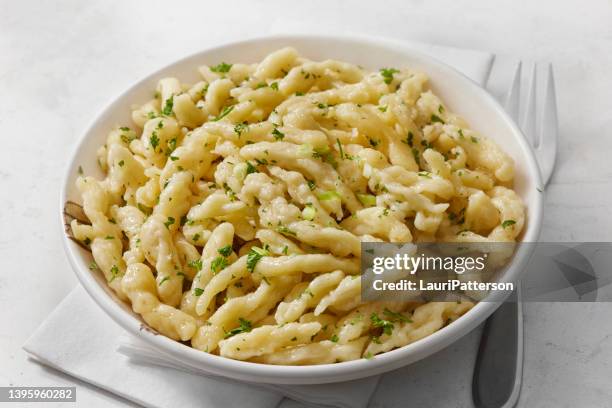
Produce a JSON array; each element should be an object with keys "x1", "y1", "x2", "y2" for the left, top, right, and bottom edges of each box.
[{"x1": 1, "y1": 1, "x2": 612, "y2": 407}]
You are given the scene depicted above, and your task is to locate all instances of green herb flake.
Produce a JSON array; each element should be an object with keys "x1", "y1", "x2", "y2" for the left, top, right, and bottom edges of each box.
[
  {"x1": 270, "y1": 82, "x2": 279, "y2": 91},
  {"x1": 109, "y1": 265, "x2": 120, "y2": 283},
  {"x1": 188, "y1": 259, "x2": 203, "y2": 271},
  {"x1": 118, "y1": 160, "x2": 125, "y2": 167},
  {"x1": 211, "y1": 256, "x2": 229, "y2": 274},
  {"x1": 370, "y1": 312, "x2": 394, "y2": 335},
  {"x1": 277, "y1": 225, "x2": 297, "y2": 236},
  {"x1": 306, "y1": 179, "x2": 316, "y2": 191},
  {"x1": 431, "y1": 114, "x2": 444, "y2": 124},
  {"x1": 212, "y1": 106, "x2": 234, "y2": 122},
  {"x1": 330, "y1": 334, "x2": 339, "y2": 343},
  {"x1": 218, "y1": 245, "x2": 233, "y2": 257},
  {"x1": 246, "y1": 246, "x2": 269, "y2": 273},
  {"x1": 150, "y1": 133, "x2": 160, "y2": 149},
  {"x1": 383, "y1": 308, "x2": 412, "y2": 323},
  {"x1": 501, "y1": 219, "x2": 516, "y2": 229},
  {"x1": 234, "y1": 122, "x2": 248, "y2": 137},
  {"x1": 159, "y1": 276, "x2": 170, "y2": 286},
  {"x1": 246, "y1": 161, "x2": 258, "y2": 175},
  {"x1": 224, "y1": 318, "x2": 252, "y2": 338},
  {"x1": 336, "y1": 139, "x2": 345, "y2": 159},
  {"x1": 210, "y1": 62, "x2": 232, "y2": 73},
  {"x1": 162, "y1": 96, "x2": 174, "y2": 116},
  {"x1": 163, "y1": 216, "x2": 175, "y2": 229},
  {"x1": 272, "y1": 127, "x2": 285, "y2": 141},
  {"x1": 193, "y1": 287, "x2": 204, "y2": 296},
  {"x1": 380, "y1": 68, "x2": 400, "y2": 84}
]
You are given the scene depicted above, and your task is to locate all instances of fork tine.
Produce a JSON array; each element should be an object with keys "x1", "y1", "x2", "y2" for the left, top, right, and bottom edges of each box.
[
  {"x1": 521, "y1": 63, "x2": 538, "y2": 148},
  {"x1": 538, "y1": 63, "x2": 558, "y2": 185},
  {"x1": 504, "y1": 61, "x2": 522, "y2": 122}
]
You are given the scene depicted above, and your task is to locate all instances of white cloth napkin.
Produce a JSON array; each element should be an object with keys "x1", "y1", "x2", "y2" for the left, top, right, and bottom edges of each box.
[{"x1": 24, "y1": 38, "x2": 493, "y2": 408}]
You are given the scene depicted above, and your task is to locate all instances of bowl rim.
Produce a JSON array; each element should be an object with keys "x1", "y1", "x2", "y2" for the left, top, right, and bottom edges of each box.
[{"x1": 60, "y1": 33, "x2": 543, "y2": 384}]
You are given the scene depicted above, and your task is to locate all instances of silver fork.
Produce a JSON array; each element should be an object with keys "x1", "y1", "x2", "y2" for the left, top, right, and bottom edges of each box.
[{"x1": 472, "y1": 62, "x2": 558, "y2": 408}]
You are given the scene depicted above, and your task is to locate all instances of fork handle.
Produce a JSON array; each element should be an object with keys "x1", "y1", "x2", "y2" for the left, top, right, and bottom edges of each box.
[{"x1": 472, "y1": 285, "x2": 524, "y2": 408}]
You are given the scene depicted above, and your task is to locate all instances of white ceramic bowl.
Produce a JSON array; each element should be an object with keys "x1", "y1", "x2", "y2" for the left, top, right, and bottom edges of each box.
[{"x1": 60, "y1": 34, "x2": 543, "y2": 384}]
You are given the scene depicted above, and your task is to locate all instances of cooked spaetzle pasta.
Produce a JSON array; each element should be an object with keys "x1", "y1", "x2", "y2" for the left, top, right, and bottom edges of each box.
[{"x1": 71, "y1": 48, "x2": 525, "y2": 364}]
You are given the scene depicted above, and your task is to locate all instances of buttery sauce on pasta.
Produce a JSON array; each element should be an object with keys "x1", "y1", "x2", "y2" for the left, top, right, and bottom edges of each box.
[{"x1": 71, "y1": 48, "x2": 525, "y2": 364}]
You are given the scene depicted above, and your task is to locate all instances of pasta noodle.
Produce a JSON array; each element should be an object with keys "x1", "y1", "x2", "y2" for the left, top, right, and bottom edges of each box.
[{"x1": 71, "y1": 48, "x2": 525, "y2": 364}]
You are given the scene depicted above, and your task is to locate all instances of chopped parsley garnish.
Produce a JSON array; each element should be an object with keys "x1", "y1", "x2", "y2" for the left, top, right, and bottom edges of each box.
[
  {"x1": 418, "y1": 171, "x2": 432, "y2": 178},
  {"x1": 211, "y1": 256, "x2": 229, "y2": 274},
  {"x1": 193, "y1": 287, "x2": 204, "y2": 296},
  {"x1": 246, "y1": 246, "x2": 269, "y2": 273},
  {"x1": 212, "y1": 106, "x2": 234, "y2": 121},
  {"x1": 277, "y1": 225, "x2": 297, "y2": 236},
  {"x1": 306, "y1": 179, "x2": 316, "y2": 191},
  {"x1": 162, "y1": 96, "x2": 174, "y2": 116},
  {"x1": 223, "y1": 183, "x2": 237, "y2": 201},
  {"x1": 159, "y1": 276, "x2": 170, "y2": 286},
  {"x1": 164, "y1": 216, "x2": 175, "y2": 229},
  {"x1": 330, "y1": 334, "x2": 339, "y2": 343},
  {"x1": 224, "y1": 318, "x2": 252, "y2": 338},
  {"x1": 501, "y1": 219, "x2": 516, "y2": 229},
  {"x1": 431, "y1": 114, "x2": 444, "y2": 124},
  {"x1": 188, "y1": 259, "x2": 203, "y2": 271},
  {"x1": 119, "y1": 126, "x2": 130, "y2": 131},
  {"x1": 411, "y1": 147, "x2": 420, "y2": 166},
  {"x1": 370, "y1": 312, "x2": 394, "y2": 335},
  {"x1": 88, "y1": 261, "x2": 97, "y2": 270},
  {"x1": 109, "y1": 265, "x2": 120, "y2": 283},
  {"x1": 210, "y1": 62, "x2": 232, "y2": 73},
  {"x1": 378, "y1": 105, "x2": 388, "y2": 112},
  {"x1": 471, "y1": 136, "x2": 479, "y2": 143},
  {"x1": 217, "y1": 245, "x2": 233, "y2": 257},
  {"x1": 118, "y1": 160, "x2": 125, "y2": 167},
  {"x1": 104, "y1": 235, "x2": 114, "y2": 240},
  {"x1": 364, "y1": 352, "x2": 374, "y2": 360},
  {"x1": 383, "y1": 308, "x2": 412, "y2": 323},
  {"x1": 78, "y1": 165, "x2": 83, "y2": 175},
  {"x1": 234, "y1": 122, "x2": 248, "y2": 137},
  {"x1": 406, "y1": 131, "x2": 414, "y2": 146},
  {"x1": 272, "y1": 127, "x2": 285, "y2": 141},
  {"x1": 379, "y1": 68, "x2": 400, "y2": 84},
  {"x1": 336, "y1": 139, "x2": 345, "y2": 159},
  {"x1": 438, "y1": 105, "x2": 445, "y2": 114},
  {"x1": 246, "y1": 161, "x2": 258, "y2": 175},
  {"x1": 295, "y1": 91, "x2": 305, "y2": 96},
  {"x1": 270, "y1": 82, "x2": 279, "y2": 91},
  {"x1": 150, "y1": 133, "x2": 160, "y2": 149},
  {"x1": 255, "y1": 82, "x2": 267, "y2": 89}
]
